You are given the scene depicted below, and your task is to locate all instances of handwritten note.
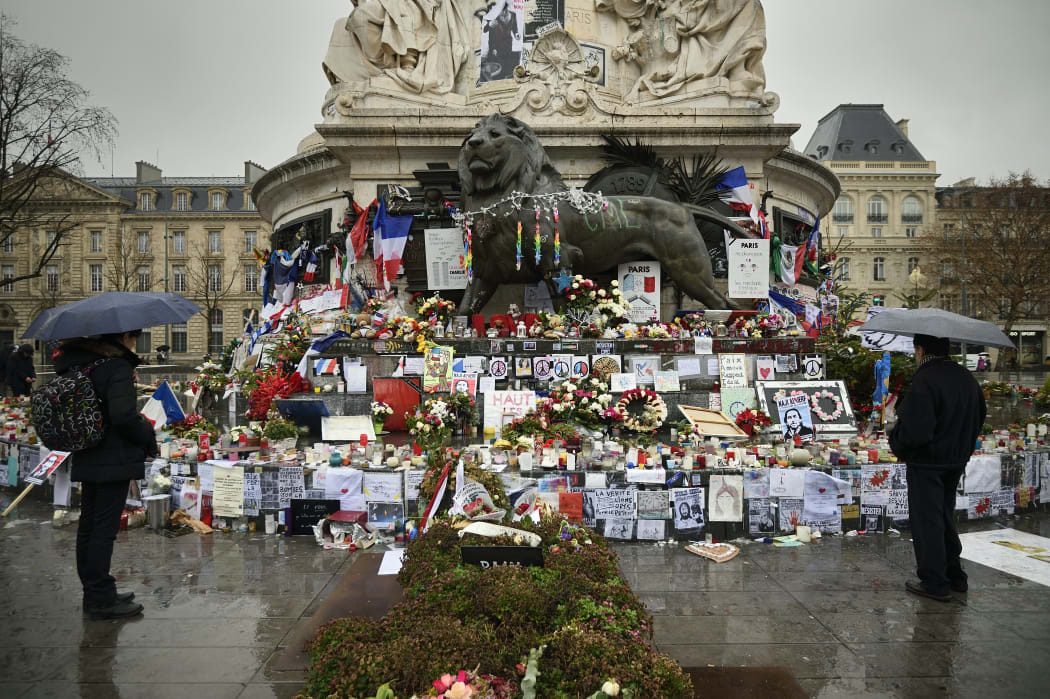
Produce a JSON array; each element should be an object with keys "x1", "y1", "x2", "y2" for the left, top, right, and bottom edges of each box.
[
  {"x1": 362, "y1": 471, "x2": 402, "y2": 502},
  {"x1": 718, "y1": 353, "x2": 748, "y2": 388},
  {"x1": 243, "y1": 471, "x2": 261, "y2": 516},
  {"x1": 212, "y1": 465, "x2": 245, "y2": 517},
  {"x1": 278, "y1": 466, "x2": 305, "y2": 508},
  {"x1": 591, "y1": 489, "x2": 635, "y2": 518}
]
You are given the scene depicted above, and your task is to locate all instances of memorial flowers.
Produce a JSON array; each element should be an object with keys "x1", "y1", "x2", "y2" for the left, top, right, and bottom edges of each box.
[
  {"x1": 810, "y1": 389, "x2": 844, "y2": 421},
  {"x1": 614, "y1": 389, "x2": 667, "y2": 432},
  {"x1": 406, "y1": 399, "x2": 454, "y2": 456},
  {"x1": 416, "y1": 293, "x2": 457, "y2": 325},
  {"x1": 371, "y1": 401, "x2": 393, "y2": 432},
  {"x1": 546, "y1": 378, "x2": 614, "y2": 428},
  {"x1": 735, "y1": 408, "x2": 771, "y2": 436}
]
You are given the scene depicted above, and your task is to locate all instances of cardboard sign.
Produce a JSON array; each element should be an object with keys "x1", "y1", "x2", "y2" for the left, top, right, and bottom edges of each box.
[
  {"x1": 618, "y1": 261, "x2": 660, "y2": 323},
  {"x1": 461, "y1": 545, "x2": 544, "y2": 568},
  {"x1": 483, "y1": 390, "x2": 537, "y2": 430},
  {"x1": 25, "y1": 450, "x2": 71, "y2": 486},
  {"x1": 718, "y1": 353, "x2": 748, "y2": 388},
  {"x1": 290, "y1": 498, "x2": 340, "y2": 536},
  {"x1": 559, "y1": 491, "x2": 583, "y2": 523},
  {"x1": 727, "y1": 237, "x2": 770, "y2": 298}
]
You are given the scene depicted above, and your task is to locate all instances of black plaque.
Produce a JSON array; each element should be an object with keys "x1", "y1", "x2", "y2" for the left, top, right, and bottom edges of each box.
[
  {"x1": 524, "y1": 0, "x2": 565, "y2": 40},
  {"x1": 461, "y1": 545, "x2": 544, "y2": 568},
  {"x1": 290, "y1": 498, "x2": 340, "y2": 536}
]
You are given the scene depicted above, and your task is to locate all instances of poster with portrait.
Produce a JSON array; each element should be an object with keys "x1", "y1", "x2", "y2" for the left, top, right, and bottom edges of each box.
[
  {"x1": 479, "y1": 0, "x2": 525, "y2": 84},
  {"x1": 671, "y1": 488, "x2": 704, "y2": 533},
  {"x1": 775, "y1": 392, "x2": 814, "y2": 443},
  {"x1": 451, "y1": 372, "x2": 478, "y2": 397}
]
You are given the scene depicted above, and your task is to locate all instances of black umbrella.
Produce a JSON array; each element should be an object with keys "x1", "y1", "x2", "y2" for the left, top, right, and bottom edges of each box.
[
  {"x1": 860, "y1": 308, "x2": 1015, "y2": 349},
  {"x1": 23, "y1": 292, "x2": 201, "y2": 341}
]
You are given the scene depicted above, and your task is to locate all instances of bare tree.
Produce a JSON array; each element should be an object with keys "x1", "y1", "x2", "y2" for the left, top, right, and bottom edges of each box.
[
  {"x1": 0, "y1": 14, "x2": 117, "y2": 285},
  {"x1": 932, "y1": 172, "x2": 1050, "y2": 365},
  {"x1": 105, "y1": 226, "x2": 155, "y2": 291},
  {"x1": 184, "y1": 241, "x2": 238, "y2": 351}
]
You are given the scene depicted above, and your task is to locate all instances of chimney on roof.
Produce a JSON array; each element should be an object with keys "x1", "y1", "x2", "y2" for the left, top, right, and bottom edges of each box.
[
  {"x1": 244, "y1": 161, "x2": 267, "y2": 184},
  {"x1": 136, "y1": 161, "x2": 162, "y2": 184},
  {"x1": 895, "y1": 119, "x2": 909, "y2": 137}
]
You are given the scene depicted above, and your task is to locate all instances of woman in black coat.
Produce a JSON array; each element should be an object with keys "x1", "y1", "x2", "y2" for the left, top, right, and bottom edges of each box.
[
  {"x1": 6, "y1": 344, "x2": 36, "y2": 396},
  {"x1": 52, "y1": 331, "x2": 158, "y2": 619}
]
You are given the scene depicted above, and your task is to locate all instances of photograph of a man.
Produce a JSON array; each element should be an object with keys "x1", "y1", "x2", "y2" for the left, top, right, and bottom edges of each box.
[
  {"x1": 782, "y1": 407, "x2": 815, "y2": 442},
  {"x1": 480, "y1": 0, "x2": 522, "y2": 82}
]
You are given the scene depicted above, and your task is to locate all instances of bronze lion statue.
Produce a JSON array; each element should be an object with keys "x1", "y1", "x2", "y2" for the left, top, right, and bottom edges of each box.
[{"x1": 457, "y1": 114, "x2": 740, "y2": 314}]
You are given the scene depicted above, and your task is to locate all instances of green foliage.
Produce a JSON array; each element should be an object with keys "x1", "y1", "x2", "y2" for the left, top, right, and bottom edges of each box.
[{"x1": 300, "y1": 519, "x2": 691, "y2": 698}]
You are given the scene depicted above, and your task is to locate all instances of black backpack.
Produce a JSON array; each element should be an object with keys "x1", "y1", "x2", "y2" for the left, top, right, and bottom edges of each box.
[{"x1": 31, "y1": 359, "x2": 108, "y2": 452}]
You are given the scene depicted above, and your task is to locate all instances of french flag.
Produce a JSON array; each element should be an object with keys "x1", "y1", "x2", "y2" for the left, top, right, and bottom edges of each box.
[
  {"x1": 303, "y1": 252, "x2": 319, "y2": 282},
  {"x1": 716, "y1": 167, "x2": 759, "y2": 225},
  {"x1": 314, "y1": 358, "x2": 339, "y2": 375},
  {"x1": 295, "y1": 330, "x2": 353, "y2": 382},
  {"x1": 372, "y1": 199, "x2": 413, "y2": 291},
  {"x1": 141, "y1": 381, "x2": 186, "y2": 427},
  {"x1": 779, "y1": 242, "x2": 808, "y2": 285}
]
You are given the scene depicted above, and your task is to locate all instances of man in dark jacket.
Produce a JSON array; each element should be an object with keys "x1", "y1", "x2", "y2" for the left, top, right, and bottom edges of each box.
[
  {"x1": 889, "y1": 334, "x2": 986, "y2": 602},
  {"x1": 53, "y1": 331, "x2": 158, "y2": 619},
  {"x1": 0, "y1": 342, "x2": 17, "y2": 395},
  {"x1": 6, "y1": 344, "x2": 36, "y2": 396}
]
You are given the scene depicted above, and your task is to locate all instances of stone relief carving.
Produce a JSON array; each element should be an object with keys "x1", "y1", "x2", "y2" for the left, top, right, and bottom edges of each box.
[
  {"x1": 323, "y1": 0, "x2": 479, "y2": 96},
  {"x1": 595, "y1": 0, "x2": 767, "y2": 101},
  {"x1": 507, "y1": 29, "x2": 602, "y2": 116}
]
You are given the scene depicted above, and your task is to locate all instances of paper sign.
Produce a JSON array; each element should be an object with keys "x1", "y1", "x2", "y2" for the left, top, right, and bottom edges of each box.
[
  {"x1": 966, "y1": 454, "x2": 1001, "y2": 494},
  {"x1": 326, "y1": 467, "x2": 366, "y2": 511},
  {"x1": 278, "y1": 466, "x2": 306, "y2": 508},
  {"x1": 677, "y1": 357, "x2": 702, "y2": 378},
  {"x1": 718, "y1": 353, "x2": 748, "y2": 388},
  {"x1": 769, "y1": 468, "x2": 805, "y2": 497},
  {"x1": 776, "y1": 392, "x2": 814, "y2": 443},
  {"x1": 489, "y1": 356, "x2": 509, "y2": 379},
  {"x1": 802, "y1": 470, "x2": 851, "y2": 518},
  {"x1": 721, "y1": 387, "x2": 756, "y2": 419},
  {"x1": 591, "y1": 489, "x2": 635, "y2": 518},
  {"x1": 709, "y1": 475, "x2": 743, "y2": 521},
  {"x1": 483, "y1": 390, "x2": 537, "y2": 430},
  {"x1": 423, "y1": 345, "x2": 454, "y2": 393},
  {"x1": 775, "y1": 355, "x2": 797, "y2": 373},
  {"x1": 802, "y1": 354, "x2": 824, "y2": 380},
  {"x1": 636, "y1": 490, "x2": 670, "y2": 519},
  {"x1": 478, "y1": 376, "x2": 496, "y2": 394},
  {"x1": 362, "y1": 471, "x2": 402, "y2": 502},
  {"x1": 603, "y1": 518, "x2": 635, "y2": 540},
  {"x1": 609, "y1": 373, "x2": 637, "y2": 392},
  {"x1": 629, "y1": 356, "x2": 658, "y2": 385},
  {"x1": 24, "y1": 450, "x2": 70, "y2": 485},
  {"x1": 515, "y1": 356, "x2": 533, "y2": 377},
  {"x1": 749, "y1": 497, "x2": 775, "y2": 535},
  {"x1": 636, "y1": 520, "x2": 666, "y2": 540},
  {"x1": 743, "y1": 469, "x2": 770, "y2": 498},
  {"x1": 404, "y1": 356, "x2": 424, "y2": 375},
  {"x1": 571, "y1": 356, "x2": 590, "y2": 378},
  {"x1": 212, "y1": 465, "x2": 245, "y2": 517},
  {"x1": 618, "y1": 261, "x2": 660, "y2": 323},
  {"x1": 694, "y1": 336, "x2": 713, "y2": 354},
  {"x1": 424, "y1": 228, "x2": 467, "y2": 290},
  {"x1": 345, "y1": 364, "x2": 367, "y2": 392},
  {"x1": 559, "y1": 492, "x2": 583, "y2": 523},
  {"x1": 654, "y1": 371, "x2": 680, "y2": 392},
  {"x1": 451, "y1": 372, "x2": 478, "y2": 397},
  {"x1": 671, "y1": 488, "x2": 704, "y2": 531},
  {"x1": 243, "y1": 471, "x2": 262, "y2": 516},
  {"x1": 756, "y1": 356, "x2": 775, "y2": 381},
  {"x1": 532, "y1": 356, "x2": 554, "y2": 381},
  {"x1": 551, "y1": 354, "x2": 572, "y2": 381},
  {"x1": 727, "y1": 237, "x2": 770, "y2": 298}
]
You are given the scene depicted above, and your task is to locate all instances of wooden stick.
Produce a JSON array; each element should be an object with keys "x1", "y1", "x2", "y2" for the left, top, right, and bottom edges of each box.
[{"x1": 1, "y1": 483, "x2": 35, "y2": 517}]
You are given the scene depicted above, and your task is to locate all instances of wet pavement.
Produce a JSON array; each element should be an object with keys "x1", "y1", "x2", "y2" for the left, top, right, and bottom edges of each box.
[{"x1": 1, "y1": 494, "x2": 1048, "y2": 699}]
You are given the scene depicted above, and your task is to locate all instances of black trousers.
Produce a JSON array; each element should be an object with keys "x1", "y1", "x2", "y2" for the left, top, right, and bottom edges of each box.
[
  {"x1": 77, "y1": 481, "x2": 129, "y2": 606},
  {"x1": 906, "y1": 465, "x2": 966, "y2": 594}
]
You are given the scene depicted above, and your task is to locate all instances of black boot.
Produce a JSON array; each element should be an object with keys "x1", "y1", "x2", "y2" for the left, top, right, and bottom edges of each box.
[{"x1": 84, "y1": 600, "x2": 143, "y2": 620}]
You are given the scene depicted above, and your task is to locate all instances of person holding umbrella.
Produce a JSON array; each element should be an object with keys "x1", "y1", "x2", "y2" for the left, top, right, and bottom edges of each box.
[
  {"x1": 22, "y1": 291, "x2": 201, "y2": 620},
  {"x1": 861, "y1": 308, "x2": 1012, "y2": 601},
  {"x1": 889, "y1": 334, "x2": 986, "y2": 602},
  {"x1": 6, "y1": 344, "x2": 37, "y2": 396}
]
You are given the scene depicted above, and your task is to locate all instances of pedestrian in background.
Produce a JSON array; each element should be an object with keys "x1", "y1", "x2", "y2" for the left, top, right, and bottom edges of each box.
[
  {"x1": 52, "y1": 330, "x2": 158, "y2": 619},
  {"x1": 6, "y1": 344, "x2": 36, "y2": 396},
  {"x1": 0, "y1": 342, "x2": 17, "y2": 395},
  {"x1": 889, "y1": 334, "x2": 986, "y2": 602}
]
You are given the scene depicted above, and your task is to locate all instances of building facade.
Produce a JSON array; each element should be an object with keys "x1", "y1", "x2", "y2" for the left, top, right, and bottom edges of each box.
[
  {"x1": 0, "y1": 161, "x2": 270, "y2": 360},
  {"x1": 804, "y1": 104, "x2": 938, "y2": 307}
]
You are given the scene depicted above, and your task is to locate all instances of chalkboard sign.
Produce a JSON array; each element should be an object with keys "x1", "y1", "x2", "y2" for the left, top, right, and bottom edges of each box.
[
  {"x1": 289, "y1": 498, "x2": 340, "y2": 536},
  {"x1": 461, "y1": 545, "x2": 544, "y2": 569}
]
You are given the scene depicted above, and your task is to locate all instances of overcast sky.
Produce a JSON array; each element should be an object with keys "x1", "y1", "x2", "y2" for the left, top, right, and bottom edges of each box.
[{"x1": 3, "y1": 0, "x2": 1048, "y2": 186}]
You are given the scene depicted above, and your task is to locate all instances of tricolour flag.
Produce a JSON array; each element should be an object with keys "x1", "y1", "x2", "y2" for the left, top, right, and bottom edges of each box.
[
  {"x1": 313, "y1": 358, "x2": 340, "y2": 375},
  {"x1": 372, "y1": 198, "x2": 413, "y2": 290},
  {"x1": 303, "y1": 252, "x2": 319, "y2": 282},
  {"x1": 141, "y1": 381, "x2": 186, "y2": 427},
  {"x1": 779, "y1": 242, "x2": 808, "y2": 285},
  {"x1": 715, "y1": 166, "x2": 759, "y2": 225},
  {"x1": 294, "y1": 330, "x2": 353, "y2": 382}
]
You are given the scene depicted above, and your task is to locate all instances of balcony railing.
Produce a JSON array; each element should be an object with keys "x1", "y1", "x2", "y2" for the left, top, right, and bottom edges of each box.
[
  {"x1": 901, "y1": 214, "x2": 923, "y2": 224},
  {"x1": 867, "y1": 214, "x2": 888, "y2": 223},
  {"x1": 832, "y1": 214, "x2": 854, "y2": 223}
]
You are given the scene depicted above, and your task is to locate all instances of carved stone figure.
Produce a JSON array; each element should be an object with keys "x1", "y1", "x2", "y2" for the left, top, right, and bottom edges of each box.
[
  {"x1": 457, "y1": 114, "x2": 738, "y2": 314},
  {"x1": 323, "y1": 0, "x2": 477, "y2": 95},
  {"x1": 596, "y1": 0, "x2": 766, "y2": 101}
]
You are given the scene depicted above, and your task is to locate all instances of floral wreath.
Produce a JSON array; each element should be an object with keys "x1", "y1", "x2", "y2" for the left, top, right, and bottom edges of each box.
[
  {"x1": 615, "y1": 388, "x2": 668, "y2": 432},
  {"x1": 810, "y1": 390, "x2": 844, "y2": 421},
  {"x1": 773, "y1": 388, "x2": 807, "y2": 403}
]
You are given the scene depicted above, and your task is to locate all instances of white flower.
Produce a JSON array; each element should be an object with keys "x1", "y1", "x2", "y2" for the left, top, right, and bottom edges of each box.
[
  {"x1": 602, "y1": 680, "x2": 620, "y2": 696},
  {"x1": 572, "y1": 282, "x2": 579, "y2": 289},
  {"x1": 610, "y1": 280, "x2": 618, "y2": 287},
  {"x1": 424, "y1": 424, "x2": 431, "y2": 432},
  {"x1": 589, "y1": 291, "x2": 596, "y2": 298}
]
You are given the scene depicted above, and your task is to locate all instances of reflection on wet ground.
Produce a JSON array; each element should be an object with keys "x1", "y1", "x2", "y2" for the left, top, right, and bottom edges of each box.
[{"x1": 2, "y1": 494, "x2": 1048, "y2": 698}]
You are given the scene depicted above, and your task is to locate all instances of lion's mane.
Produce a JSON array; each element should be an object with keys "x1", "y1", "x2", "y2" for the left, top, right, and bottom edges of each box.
[{"x1": 457, "y1": 114, "x2": 565, "y2": 200}]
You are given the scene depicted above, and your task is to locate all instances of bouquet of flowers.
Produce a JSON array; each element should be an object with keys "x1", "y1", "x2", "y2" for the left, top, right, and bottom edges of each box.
[
  {"x1": 445, "y1": 391, "x2": 480, "y2": 427},
  {"x1": 406, "y1": 399, "x2": 454, "y2": 456},
  {"x1": 735, "y1": 408, "x2": 771, "y2": 436},
  {"x1": 423, "y1": 669, "x2": 515, "y2": 699},
  {"x1": 371, "y1": 401, "x2": 394, "y2": 422},
  {"x1": 594, "y1": 279, "x2": 629, "y2": 327},
  {"x1": 193, "y1": 362, "x2": 227, "y2": 394},
  {"x1": 416, "y1": 293, "x2": 457, "y2": 325},
  {"x1": 546, "y1": 378, "x2": 614, "y2": 428},
  {"x1": 170, "y1": 413, "x2": 219, "y2": 441},
  {"x1": 675, "y1": 312, "x2": 711, "y2": 335}
]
